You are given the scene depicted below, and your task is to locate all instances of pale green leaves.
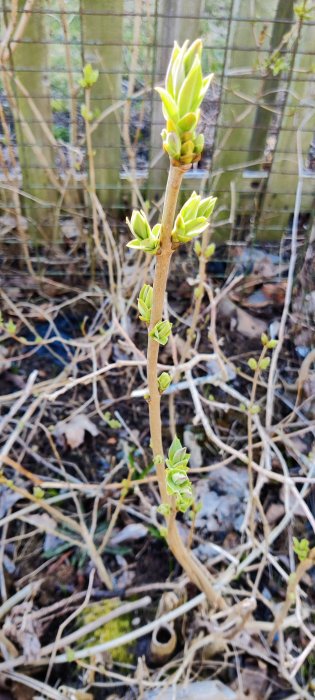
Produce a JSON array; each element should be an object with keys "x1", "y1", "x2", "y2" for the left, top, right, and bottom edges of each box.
[
  {"x1": 79, "y1": 63, "x2": 99, "y2": 89},
  {"x1": 156, "y1": 39, "x2": 213, "y2": 166},
  {"x1": 165, "y1": 436, "x2": 193, "y2": 513},
  {"x1": 177, "y1": 55, "x2": 203, "y2": 117},
  {"x1": 149, "y1": 320, "x2": 172, "y2": 346},
  {"x1": 138, "y1": 284, "x2": 153, "y2": 323},
  {"x1": 155, "y1": 88, "x2": 178, "y2": 123},
  {"x1": 162, "y1": 38, "x2": 209, "y2": 108},
  {"x1": 172, "y1": 191, "x2": 217, "y2": 244},
  {"x1": 126, "y1": 210, "x2": 161, "y2": 254}
]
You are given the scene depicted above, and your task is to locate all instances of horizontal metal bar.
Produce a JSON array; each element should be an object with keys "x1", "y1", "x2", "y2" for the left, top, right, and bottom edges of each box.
[
  {"x1": 2, "y1": 182, "x2": 311, "y2": 195},
  {"x1": 1, "y1": 7, "x2": 313, "y2": 23},
  {"x1": 11, "y1": 162, "x2": 312, "y2": 177},
  {"x1": 2, "y1": 67, "x2": 314, "y2": 83},
  {"x1": 5, "y1": 37, "x2": 315, "y2": 57}
]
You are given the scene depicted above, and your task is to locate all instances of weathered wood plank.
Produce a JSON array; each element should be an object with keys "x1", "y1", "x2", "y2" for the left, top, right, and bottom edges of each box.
[
  {"x1": 81, "y1": 0, "x2": 123, "y2": 209},
  {"x1": 210, "y1": 0, "x2": 279, "y2": 240},
  {"x1": 256, "y1": 18, "x2": 315, "y2": 240},
  {"x1": 9, "y1": 0, "x2": 58, "y2": 241}
]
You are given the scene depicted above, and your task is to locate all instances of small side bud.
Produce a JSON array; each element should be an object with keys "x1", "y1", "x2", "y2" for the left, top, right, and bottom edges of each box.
[
  {"x1": 194, "y1": 285, "x2": 203, "y2": 299},
  {"x1": 79, "y1": 63, "x2": 99, "y2": 89},
  {"x1": 157, "y1": 503, "x2": 171, "y2": 516},
  {"x1": 261, "y1": 332, "x2": 269, "y2": 346},
  {"x1": 259, "y1": 357, "x2": 271, "y2": 371},
  {"x1": 194, "y1": 240, "x2": 202, "y2": 256},
  {"x1": 158, "y1": 372, "x2": 172, "y2": 394},
  {"x1": 33, "y1": 486, "x2": 45, "y2": 499},
  {"x1": 248, "y1": 358, "x2": 258, "y2": 371},
  {"x1": 205, "y1": 243, "x2": 216, "y2": 259},
  {"x1": 138, "y1": 284, "x2": 153, "y2": 323}
]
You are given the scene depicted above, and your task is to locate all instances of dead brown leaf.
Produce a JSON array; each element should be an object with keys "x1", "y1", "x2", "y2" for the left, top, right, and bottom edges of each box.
[
  {"x1": 3, "y1": 603, "x2": 41, "y2": 663},
  {"x1": 55, "y1": 414, "x2": 99, "y2": 449}
]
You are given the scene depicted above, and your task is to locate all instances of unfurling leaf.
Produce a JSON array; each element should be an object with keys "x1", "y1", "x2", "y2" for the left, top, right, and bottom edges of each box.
[
  {"x1": 205, "y1": 243, "x2": 216, "y2": 259},
  {"x1": 248, "y1": 358, "x2": 258, "y2": 371},
  {"x1": 126, "y1": 210, "x2": 161, "y2": 254},
  {"x1": 172, "y1": 191, "x2": 216, "y2": 245},
  {"x1": 259, "y1": 357, "x2": 271, "y2": 371},
  {"x1": 138, "y1": 284, "x2": 153, "y2": 323},
  {"x1": 149, "y1": 320, "x2": 172, "y2": 346}
]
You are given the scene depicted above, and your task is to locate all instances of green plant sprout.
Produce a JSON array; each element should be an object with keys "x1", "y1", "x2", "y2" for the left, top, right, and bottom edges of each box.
[{"x1": 126, "y1": 39, "x2": 225, "y2": 609}]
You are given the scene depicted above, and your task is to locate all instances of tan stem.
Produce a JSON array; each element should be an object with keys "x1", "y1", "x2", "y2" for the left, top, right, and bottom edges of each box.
[{"x1": 147, "y1": 163, "x2": 226, "y2": 610}]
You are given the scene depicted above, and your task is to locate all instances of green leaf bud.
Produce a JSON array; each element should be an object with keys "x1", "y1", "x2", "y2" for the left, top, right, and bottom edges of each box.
[
  {"x1": 157, "y1": 503, "x2": 171, "y2": 516},
  {"x1": 194, "y1": 133, "x2": 204, "y2": 154},
  {"x1": 293, "y1": 537, "x2": 310, "y2": 562},
  {"x1": 176, "y1": 493, "x2": 194, "y2": 513},
  {"x1": 261, "y1": 332, "x2": 269, "y2": 346},
  {"x1": 158, "y1": 372, "x2": 172, "y2": 394},
  {"x1": 194, "y1": 285, "x2": 203, "y2": 299},
  {"x1": 80, "y1": 104, "x2": 94, "y2": 122},
  {"x1": 181, "y1": 139, "x2": 195, "y2": 156},
  {"x1": 194, "y1": 240, "x2": 202, "y2": 256},
  {"x1": 138, "y1": 284, "x2": 153, "y2": 323},
  {"x1": 248, "y1": 357, "x2": 258, "y2": 371},
  {"x1": 33, "y1": 486, "x2": 45, "y2": 499},
  {"x1": 159, "y1": 527, "x2": 168, "y2": 539},
  {"x1": 205, "y1": 243, "x2": 216, "y2": 259},
  {"x1": 166, "y1": 467, "x2": 191, "y2": 496},
  {"x1": 267, "y1": 338, "x2": 278, "y2": 349},
  {"x1": 149, "y1": 320, "x2": 172, "y2": 346},
  {"x1": 79, "y1": 64, "x2": 99, "y2": 89},
  {"x1": 5, "y1": 319, "x2": 17, "y2": 334},
  {"x1": 126, "y1": 211, "x2": 161, "y2": 254},
  {"x1": 180, "y1": 192, "x2": 200, "y2": 221},
  {"x1": 156, "y1": 40, "x2": 212, "y2": 165},
  {"x1": 127, "y1": 209, "x2": 150, "y2": 240},
  {"x1": 259, "y1": 357, "x2": 271, "y2": 371},
  {"x1": 163, "y1": 131, "x2": 181, "y2": 159},
  {"x1": 166, "y1": 436, "x2": 190, "y2": 470}
]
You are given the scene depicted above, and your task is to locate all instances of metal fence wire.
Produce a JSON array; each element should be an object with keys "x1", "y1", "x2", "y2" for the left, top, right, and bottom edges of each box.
[{"x1": 0, "y1": 0, "x2": 314, "y2": 251}]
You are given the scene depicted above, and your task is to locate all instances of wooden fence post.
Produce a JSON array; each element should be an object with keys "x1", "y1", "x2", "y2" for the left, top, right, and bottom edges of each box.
[
  {"x1": 210, "y1": 0, "x2": 279, "y2": 240},
  {"x1": 9, "y1": 0, "x2": 58, "y2": 241},
  {"x1": 147, "y1": 0, "x2": 204, "y2": 204},
  {"x1": 81, "y1": 0, "x2": 123, "y2": 210},
  {"x1": 255, "y1": 18, "x2": 315, "y2": 240}
]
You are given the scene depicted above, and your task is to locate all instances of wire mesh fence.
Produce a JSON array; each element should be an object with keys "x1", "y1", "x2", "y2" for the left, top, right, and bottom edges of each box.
[{"x1": 0, "y1": 0, "x2": 314, "y2": 257}]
